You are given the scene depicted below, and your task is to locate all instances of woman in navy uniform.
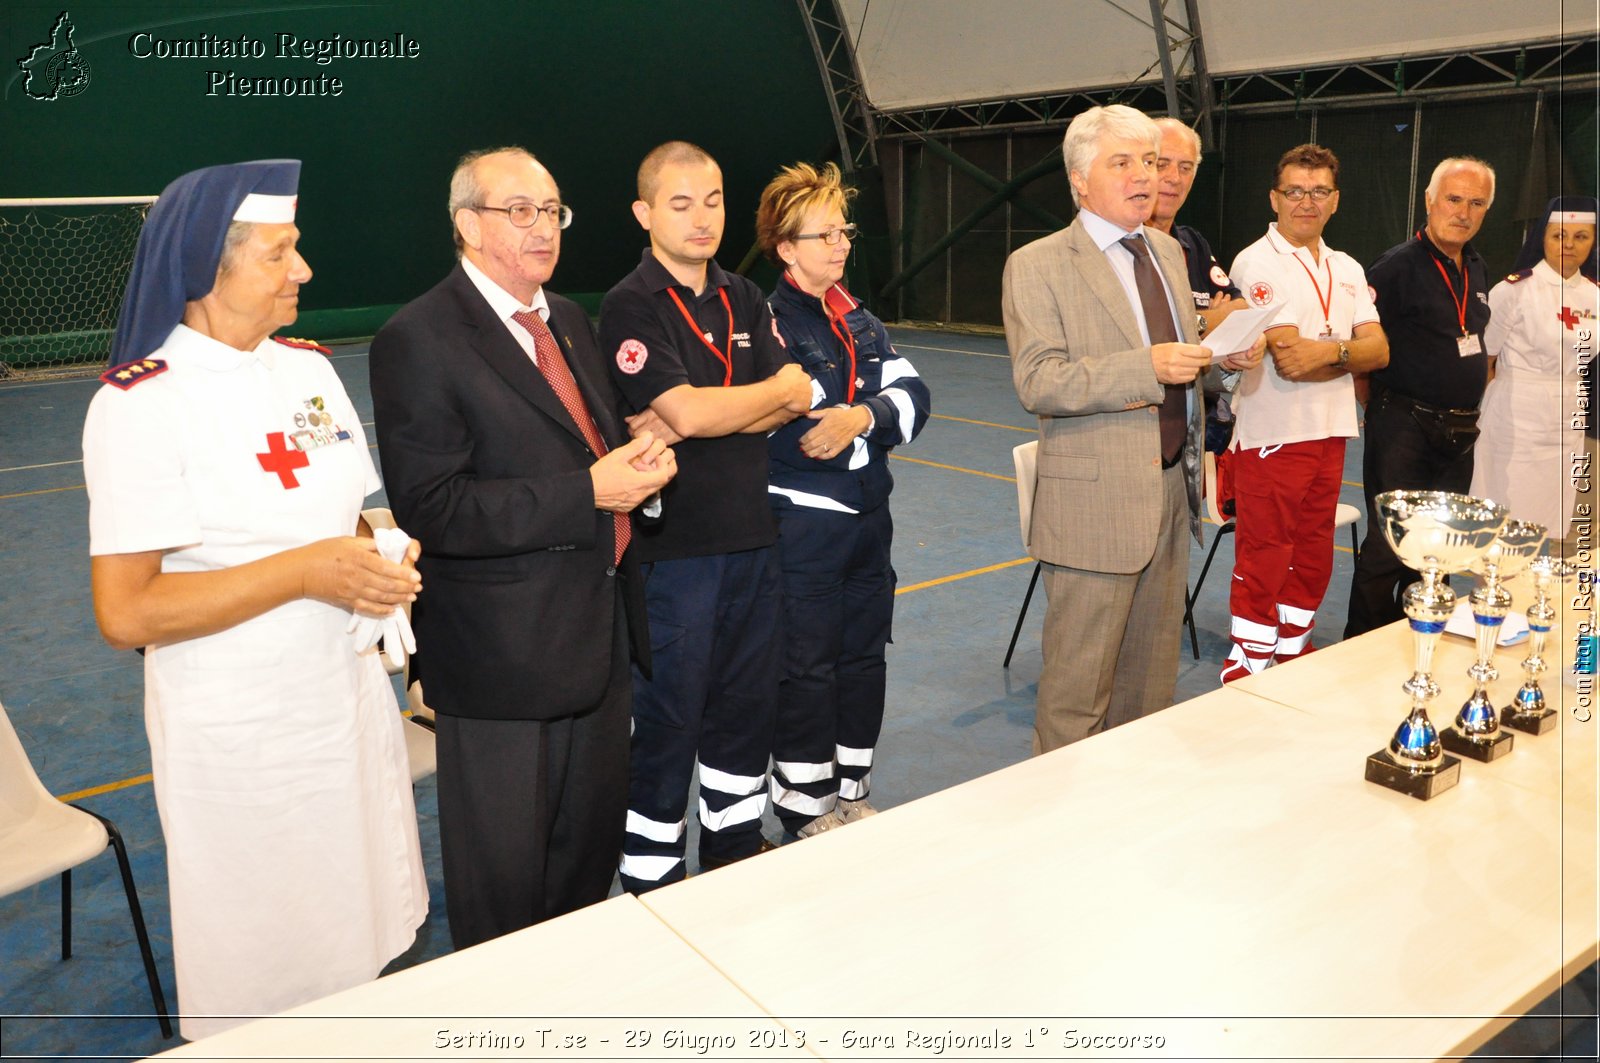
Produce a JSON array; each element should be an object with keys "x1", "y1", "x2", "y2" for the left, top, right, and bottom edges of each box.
[{"x1": 755, "y1": 162, "x2": 931, "y2": 838}]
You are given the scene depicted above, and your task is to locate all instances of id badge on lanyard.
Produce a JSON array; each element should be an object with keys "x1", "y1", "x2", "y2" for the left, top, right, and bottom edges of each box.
[{"x1": 1427, "y1": 247, "x2": 1481, "y2": 357}]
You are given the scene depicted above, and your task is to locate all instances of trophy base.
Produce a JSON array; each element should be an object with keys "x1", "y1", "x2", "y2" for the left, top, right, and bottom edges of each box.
[
  {"x1": 1502, "y1": 708, "x2": 1557, "y2": 736},
  {"x1": 1365, "y1": 750, "x2": 1462, "y2": 800},
  {"x1": 1440, "y1": 727, "x2": 1514, "y2": 762}
]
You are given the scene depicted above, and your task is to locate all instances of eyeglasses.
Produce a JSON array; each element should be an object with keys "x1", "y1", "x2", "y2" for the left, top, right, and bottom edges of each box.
[
  {"x1": 475, "y1": 202, "x2": 573, "y2": 229},
  {"x1": 792, "y1": 224, "x2": 859, "y2": 245},
  {"x1": 1275, "y1": 187, "x2": 1336, "y2": 203}
]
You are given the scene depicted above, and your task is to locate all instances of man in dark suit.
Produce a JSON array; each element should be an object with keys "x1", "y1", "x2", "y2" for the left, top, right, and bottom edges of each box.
[{"x1": 369, "y1": 147, "x2": 676, "y2": 949}]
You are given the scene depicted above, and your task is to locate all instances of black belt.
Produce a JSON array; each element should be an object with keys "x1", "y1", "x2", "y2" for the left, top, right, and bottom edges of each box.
[
  {"x1": 1382, "y1": 386, "x2": 1480, "y2": 451},
  {"x1": 1383, "y1": 388, "x2": 1478, "y2": 421}
]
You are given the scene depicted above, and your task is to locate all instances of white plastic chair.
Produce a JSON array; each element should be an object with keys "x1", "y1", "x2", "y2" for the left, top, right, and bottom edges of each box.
[
  {"x1": 1183, "y1": 452, "x2": 1363, "y2": 659},
  {"x1": 362, "y1": 507, "x2": 436, "y2": 783},
  {"x1": 0, "y1": 698, "x2": 172, "y2": 1037},
  {"x1": 1003, "y1": 440, "x2": 1041, "y2": 667}
]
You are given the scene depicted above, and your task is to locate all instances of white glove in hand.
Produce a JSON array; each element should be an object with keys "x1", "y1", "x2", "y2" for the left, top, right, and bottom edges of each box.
[
  {"x1": 349, "y1": 612, "x2": 382, "y2": 654},
  {"x1": 346, "y1": 526, "x2": 418, "y2": 670},
  {"x1": 377, "y1": 610, "x2": 416, "y2": 671}
]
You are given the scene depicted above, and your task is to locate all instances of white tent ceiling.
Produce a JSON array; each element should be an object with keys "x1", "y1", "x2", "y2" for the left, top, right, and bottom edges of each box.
[{"x1": 839, "y1": 0, "x2": 1599, "y2": 111}]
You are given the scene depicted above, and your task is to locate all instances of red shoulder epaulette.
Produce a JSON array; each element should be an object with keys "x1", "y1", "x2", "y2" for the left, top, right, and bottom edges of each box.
[
  {"x1": 272, "y1": 335, "x2": 332, "y2": 355},
  {"x1": 100, "y1": 358, "x2": 168, "y2": 390}
]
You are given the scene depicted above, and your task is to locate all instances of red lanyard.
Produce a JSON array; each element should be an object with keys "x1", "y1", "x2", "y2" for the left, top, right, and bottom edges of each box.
[
  {"x1": 823, "y1": 300, "x2": 858, "y2": 403},
  {"x1": 1424, "y1": 238, "x2": 1470, "y2": 336},
  {"x1": 1292, "y1": 252, "x2": 1334, "y2": 335},
  {"x1": 666, "y1": 287, "x2": 735, "y2": 386}
]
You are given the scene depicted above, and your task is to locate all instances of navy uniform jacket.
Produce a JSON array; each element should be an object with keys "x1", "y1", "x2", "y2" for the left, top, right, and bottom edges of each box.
[
  {"x1": 1175, "y1": 223, "x2": 1242, "y2": 312},
  {"x1": 1174, "y1": 224, "x2": 1243, "y2": 454},
  {"x1": 766, "y1": 278, "x2": 930, "y2": 514}
]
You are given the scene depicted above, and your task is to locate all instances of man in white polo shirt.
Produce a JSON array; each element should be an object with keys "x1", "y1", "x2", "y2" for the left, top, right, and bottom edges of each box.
[{"x1": 1221, "y1": 144, "x2": 1389, "y2": 682}]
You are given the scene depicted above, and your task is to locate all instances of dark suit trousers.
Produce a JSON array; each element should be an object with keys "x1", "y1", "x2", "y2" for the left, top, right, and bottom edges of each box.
[{"x1": 434, "y1": 590, "x2": 630, "y2": 951}]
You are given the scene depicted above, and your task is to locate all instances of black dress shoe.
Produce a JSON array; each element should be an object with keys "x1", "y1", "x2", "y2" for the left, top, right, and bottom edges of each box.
[{"x1": 698, "y1": 837, "x2": 777, "y2": 872}]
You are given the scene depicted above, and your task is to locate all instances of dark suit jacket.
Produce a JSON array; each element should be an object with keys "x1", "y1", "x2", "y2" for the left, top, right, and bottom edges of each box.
[{"x1": 369, "y1": 264, "x2": 647, "y2": 721}]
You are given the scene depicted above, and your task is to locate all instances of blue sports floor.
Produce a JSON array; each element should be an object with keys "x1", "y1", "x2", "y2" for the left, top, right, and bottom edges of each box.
[{"x1": 0, "y1": 326, "x2": 1590, "y2": 1059}]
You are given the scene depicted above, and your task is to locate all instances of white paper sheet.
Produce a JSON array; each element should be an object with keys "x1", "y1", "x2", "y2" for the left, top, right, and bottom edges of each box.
[
  {"x1": 1443, "y1": 600, "x2": 1530, "y2": 646},
  {"x1": 1202, "y1": 304, "x2": 1279, "y2": 363}
]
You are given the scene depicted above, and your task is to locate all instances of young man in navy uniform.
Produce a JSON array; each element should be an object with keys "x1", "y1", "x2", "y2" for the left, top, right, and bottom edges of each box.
[{"x1": 600, "y1": 141, "x2": 813, "y2": 892}]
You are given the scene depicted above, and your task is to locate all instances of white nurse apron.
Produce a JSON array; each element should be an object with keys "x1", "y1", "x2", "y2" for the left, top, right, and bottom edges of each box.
[{"x1": 103, "y1": 331, "x2": 426, "y2": 1040}]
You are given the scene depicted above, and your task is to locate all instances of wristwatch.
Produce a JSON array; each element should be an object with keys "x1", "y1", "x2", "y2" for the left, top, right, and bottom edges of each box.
[
  {"x1": 1195, "y1": 313, "x2": 1208, "y2": 339},
  {"x1": 1336, "y1": 341, "x2": 1351, "y2": 369}
]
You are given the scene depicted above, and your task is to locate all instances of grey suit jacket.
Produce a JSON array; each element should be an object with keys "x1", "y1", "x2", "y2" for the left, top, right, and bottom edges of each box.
[{"x1": 1003, "y1": 216, "x2": 1208, "y2": 574}]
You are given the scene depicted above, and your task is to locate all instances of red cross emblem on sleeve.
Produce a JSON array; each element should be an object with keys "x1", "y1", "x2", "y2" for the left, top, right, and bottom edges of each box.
[
  {"x1": 1559, "y1": 306, "x2": 1581, "y2": 330},
  {"x1": 256, "y1": 431, "x2": 309, "y2": 488}
]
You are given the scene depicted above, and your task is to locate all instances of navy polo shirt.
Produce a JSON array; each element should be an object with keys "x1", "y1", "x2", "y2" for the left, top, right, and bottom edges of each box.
[
  {"x1": 1367, "y1": 232, "x2": 1491, "y2": 410},
  {"x1": 598, "y1": 249, "x2": 791, "y2": 562},
  {"x1": 1174, "y1": 224, "x2": 1242, "y2": 310}
]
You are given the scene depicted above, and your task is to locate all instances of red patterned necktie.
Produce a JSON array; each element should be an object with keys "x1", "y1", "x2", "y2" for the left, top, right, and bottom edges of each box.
[{"x1": 512, "y1": 310, "x2": 631, "y2": 564}]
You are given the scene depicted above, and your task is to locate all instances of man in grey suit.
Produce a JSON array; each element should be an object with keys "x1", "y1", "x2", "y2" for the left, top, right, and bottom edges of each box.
[{"x1": 1003, "y1": 105, "x2": 1262, "y2": 754}]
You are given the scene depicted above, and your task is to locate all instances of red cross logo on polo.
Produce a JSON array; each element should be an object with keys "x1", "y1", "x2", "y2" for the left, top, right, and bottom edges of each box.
[
  {"x1": 1559, "y1": 306, "x2": 1581, "y2": 330},
  {"x1": 616, "y1": 339, "x2": 648, "y2": 374},
  {"x1": 1248, "y1": 281, "x2": 1274, "y2": 306},
  {"x1": 256, "y1": 430, "x2": 310, "y2": 488},
  {"x1": 1209, "y1": 264, "x2": 1231, "y2": 288}
]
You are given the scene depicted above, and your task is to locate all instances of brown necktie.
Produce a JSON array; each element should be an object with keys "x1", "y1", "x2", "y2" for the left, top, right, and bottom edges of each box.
[
  {"x1": 512, "y1": 309, "x2": 631, "y2": 565},
  {"x1": 1120, "y1": 235, "x2": 1187, "y2": 465}
]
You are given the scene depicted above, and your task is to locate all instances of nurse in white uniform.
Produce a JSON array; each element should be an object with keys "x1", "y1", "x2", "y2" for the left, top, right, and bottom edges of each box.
[
  {"x1": 1471, "y1": 195, "x2": 1599, "y2": 536},
  {"x1": 82, "y1": 160, "x2": 428, "y2": 1041}
]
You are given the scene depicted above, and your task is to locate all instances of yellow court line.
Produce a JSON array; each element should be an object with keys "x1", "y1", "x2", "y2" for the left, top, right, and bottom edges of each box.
[
  {"x1": 47, "y1": 530, "x2": 1357, "y2": 800},
  {"x1": 61, "y1": 558, "x2": 1032, "y2": 801},
  {"x1": 57, "y1": 772, "x2": 152, "y2": 802},
  {"x1": 930, "y1": 413, "x2": 1034, "y2": 433},
  {"x1": 897, "y1": 556, "x2": 1033, "y2": 595},
  {"x1": 890, "y1": 454, "x2": 1014, "y2": 482},
  {"x1": 913, "y1": 420, "x2": 1369, "y2": 490},
  {"x1": 0, "y1": 484, "x2": 84, "y2": 501}
]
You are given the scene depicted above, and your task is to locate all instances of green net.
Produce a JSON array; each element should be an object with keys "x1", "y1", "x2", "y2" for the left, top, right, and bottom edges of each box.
[{"x1": 0, "y1": 201, "x2": 150, "y2": 376}]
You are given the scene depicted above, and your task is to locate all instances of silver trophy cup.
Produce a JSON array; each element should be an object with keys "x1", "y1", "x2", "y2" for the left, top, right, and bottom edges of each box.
[
  {"x1": 1444, "y1": 520, "x2": 1545, "y2": 760},
  {"x1": 1366, "y1": 491, "x2": 1508, "y2": 799},
  {"x1": 1503, "y1": 554, "x2": 1572, "y2": 735}
]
